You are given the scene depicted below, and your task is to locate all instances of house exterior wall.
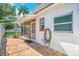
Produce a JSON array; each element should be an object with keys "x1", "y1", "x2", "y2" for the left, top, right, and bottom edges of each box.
[{"x1": 35, "y1": 3, "x2": 79, "y2": 55}]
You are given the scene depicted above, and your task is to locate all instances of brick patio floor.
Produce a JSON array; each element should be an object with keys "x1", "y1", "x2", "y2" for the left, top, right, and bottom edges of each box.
[{"x1": 6, "y1": 38, "x2": 42, "y2": 56}]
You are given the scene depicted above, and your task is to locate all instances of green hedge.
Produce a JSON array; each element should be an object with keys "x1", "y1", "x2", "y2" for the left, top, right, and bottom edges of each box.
[{"x1": 5, "y1": 32, "x2": 20, "y2": 37}]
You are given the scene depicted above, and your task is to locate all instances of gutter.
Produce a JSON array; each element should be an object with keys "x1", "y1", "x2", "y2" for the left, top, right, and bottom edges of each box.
[{"x1": 33, "y1": 3, "x2": 54, "y2": 14}]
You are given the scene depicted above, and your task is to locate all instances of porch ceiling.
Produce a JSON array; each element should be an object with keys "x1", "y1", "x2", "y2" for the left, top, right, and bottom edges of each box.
[{"x1": 16, "y1": 14, "x2": 36, "y2": 25}]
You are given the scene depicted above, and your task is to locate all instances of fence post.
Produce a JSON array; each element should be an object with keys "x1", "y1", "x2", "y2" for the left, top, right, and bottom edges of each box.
[{"x1": 0, "y1": 24, "x2": 6, "y2": 56}]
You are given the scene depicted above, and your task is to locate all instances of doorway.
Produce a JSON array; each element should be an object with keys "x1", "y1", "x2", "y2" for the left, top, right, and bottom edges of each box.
[{"x1": 31, "y1": 22, "x2": 36, "y2": 40}]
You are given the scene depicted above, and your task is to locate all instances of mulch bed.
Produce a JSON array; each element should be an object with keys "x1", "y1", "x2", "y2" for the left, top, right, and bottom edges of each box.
[{"x1": 24, "y1": 40, "x2": 65, "y2": 56}]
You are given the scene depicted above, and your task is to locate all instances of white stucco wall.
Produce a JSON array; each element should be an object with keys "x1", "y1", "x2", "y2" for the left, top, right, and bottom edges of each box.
[{"x1": 35, "y1": 3, "x2": 79, "y2": 56}]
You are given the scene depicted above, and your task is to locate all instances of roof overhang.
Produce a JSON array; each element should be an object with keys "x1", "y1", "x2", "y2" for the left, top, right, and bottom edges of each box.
[
  {"x1": 15, "y1": 14, "x2": 36, "y2": 25},
  {"x1": 32, "y1": 3, "x2": 53, "y2": 14}
]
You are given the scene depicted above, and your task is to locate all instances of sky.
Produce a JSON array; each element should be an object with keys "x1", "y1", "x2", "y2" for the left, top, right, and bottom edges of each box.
[{"x1": 13, "y1": 3, "x2": 38, "y2": 13}]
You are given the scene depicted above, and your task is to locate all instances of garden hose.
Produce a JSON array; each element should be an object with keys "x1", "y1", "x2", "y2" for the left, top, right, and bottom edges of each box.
[{"x1": 44, "y1": 29, "x2": 51, "y2": 45}]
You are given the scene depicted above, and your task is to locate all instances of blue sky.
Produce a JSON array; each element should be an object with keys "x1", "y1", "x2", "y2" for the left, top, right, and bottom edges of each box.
[{"x1": 13, "y1": 3, "x2": 38, "y2": 13}]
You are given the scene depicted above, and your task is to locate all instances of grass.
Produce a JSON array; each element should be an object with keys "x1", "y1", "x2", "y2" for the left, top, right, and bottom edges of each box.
[{"x1": 5, "y1": 32, "x2": 21, "y2": 37}]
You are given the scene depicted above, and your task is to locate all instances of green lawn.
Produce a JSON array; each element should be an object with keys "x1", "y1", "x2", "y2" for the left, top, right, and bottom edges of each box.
[{"x1": 5, "y1": 32, "x2": 21, "y2": 37}]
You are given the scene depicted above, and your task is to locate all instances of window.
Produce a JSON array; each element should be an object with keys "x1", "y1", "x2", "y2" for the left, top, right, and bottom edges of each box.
[
  {"x1": 32, "y1": 23, "x2": 35, "y2": 33},
  {"x1": 54, "y1": 14, "x2": 72, "y2": 32},
  {"x1": 39, "y1": 18, "x2": 44, "y2": 31}
]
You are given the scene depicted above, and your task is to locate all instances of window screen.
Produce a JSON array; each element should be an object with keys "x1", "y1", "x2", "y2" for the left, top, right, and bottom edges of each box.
[
  {"x1": 54, "y1": 24, "x2": 72, "y2": 31},
  {"x1": 54, "y1": 14, "x2": 72, "y2": 32},
  {"x1": 39, "y1": 18, "x2": 44, "y2": 31}
]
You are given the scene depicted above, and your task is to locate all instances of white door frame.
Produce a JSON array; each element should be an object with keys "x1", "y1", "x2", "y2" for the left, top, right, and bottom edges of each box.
[{"x1": 30, "y1": 22, "x2": 36, "y2": 40}]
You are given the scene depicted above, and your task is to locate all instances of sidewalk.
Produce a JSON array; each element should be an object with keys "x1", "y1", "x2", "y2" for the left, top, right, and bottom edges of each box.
[{"x1": 6, "y1": 38, "x2": 42, "y2": 56}]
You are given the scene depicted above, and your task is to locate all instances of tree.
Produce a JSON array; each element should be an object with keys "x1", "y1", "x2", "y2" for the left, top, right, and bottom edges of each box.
[
  {"x1": 0, "y1": 3, "x2": 16, "y2": 20},
  {"x1": 18, "y1": 4, "x2": 29, "y2": 16},
  {"x1": 0, "y1": 3, "x2": 16, "y2": 30},
  {"x1": 4, "y1": 23, "x2": 14, "y2": 29}
]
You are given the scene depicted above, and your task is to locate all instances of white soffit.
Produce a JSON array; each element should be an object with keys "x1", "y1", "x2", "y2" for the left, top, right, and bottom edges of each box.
[{"x1": 16, "y1": 14, "x2": 36, "y2": 24}]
